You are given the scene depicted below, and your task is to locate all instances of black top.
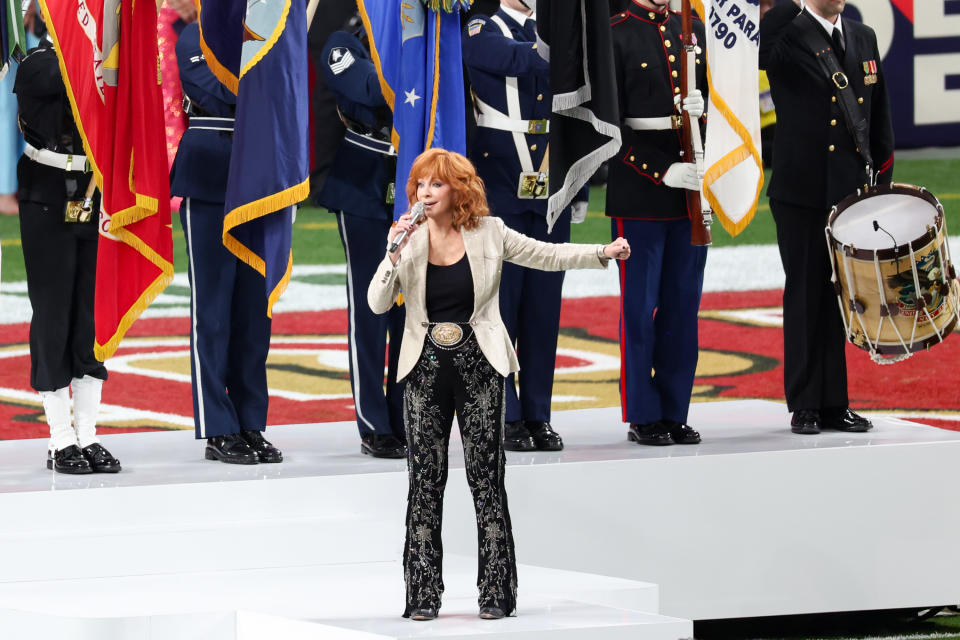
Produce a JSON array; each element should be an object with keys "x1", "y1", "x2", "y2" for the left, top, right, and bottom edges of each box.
[
  {"x1": 605, "y1": 7, "x2": 708, "y2": 220},
  {"x1": 759, "y1": 4, "x2": 894, "y2": 209},
  {"x1": 426, "y1": 254, "x2": 474, "y2": 323},
  {"x1": 14, "y1": 43, "x2": 97, "y2": 207}
]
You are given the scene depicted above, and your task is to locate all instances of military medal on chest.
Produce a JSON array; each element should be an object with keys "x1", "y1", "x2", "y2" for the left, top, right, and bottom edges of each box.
[{"x1": 863, "y1": 59, "x2": 878, "y2": 86}]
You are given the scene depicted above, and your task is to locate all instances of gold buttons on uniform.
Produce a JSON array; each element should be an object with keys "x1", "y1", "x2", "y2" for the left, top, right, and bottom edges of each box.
[
  {"x1": 537, "y1": 93, "x2": 543, "y2": 101},
  {"x1": 642, "y1": 163, "x2": 648, "y2": 170},
  {"x1": 858, "y1": 97, "x2": 864, "y2": 104},
  {"x1": 660, "y1": 25, "x2": 666, "y2": 32},
  {"x1": 832, "y1": 96, "x2": 837, "y2": 102},
  {"x1": 641, "y1": 62, "x2": 648, "y2": 68},
  {"x1": 669, "y1": 54, "x2": 675, "y2": 62},
  {"x1": 829, "y1": 145, "x2": 836, "y2": 152},
  {"x1": 654, "y1": 172, "x2": 660, "y2": 179},
  {"x1": 674, "y1": 87, "x2": 680, "y2": 94},
  {"x1": 672, "y1": 70, "x2": 678, "y2": 78},
  {"x1": 696, "y1": 58, "x2": 701, "y2": 64},
  {"x1": 649, "y1": 11, "x2": 656, "y2": 18},
  {"x1": 695, "y1": 46, "x2": 702, "y2": 54},
  {"x1": 830, "y1": 119, "x2": 837, "y2": 126},
  {"x1": 665, "y1": 39, "x2": 672, "y2": 47},
  {"x1": 483, "y1": 152, "x2": 489, "y2": 158},
  {"x1": 628, "y1": 155, "x2": 635, "y2": 162},
  {"x1": 530, "y1": 144, "x2": 537, "y2": 151}
]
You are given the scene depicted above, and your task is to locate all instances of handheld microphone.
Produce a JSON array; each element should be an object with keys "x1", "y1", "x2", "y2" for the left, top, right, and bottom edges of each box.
[{"x1": 389, "y1": 201, "x2": 426, "y2": 253}]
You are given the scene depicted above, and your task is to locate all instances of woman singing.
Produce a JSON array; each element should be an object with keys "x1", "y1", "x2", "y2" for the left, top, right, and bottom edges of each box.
[{"x1": 367, "y1": 149, "x2": 630, "y2": 621}]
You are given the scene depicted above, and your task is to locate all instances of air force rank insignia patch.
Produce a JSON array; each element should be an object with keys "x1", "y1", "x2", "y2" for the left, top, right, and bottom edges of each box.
[
  {"x1": 467, "y1": 18, "x2": 484, "y2": 37},
  {"x1": 328, "y1": 47, "x2": 355, "y2": 75}
]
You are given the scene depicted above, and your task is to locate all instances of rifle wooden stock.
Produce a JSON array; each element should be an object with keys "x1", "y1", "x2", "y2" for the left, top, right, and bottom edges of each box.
[{"x1": 680, "y1": 0, "x2": 712, "y2": 247}]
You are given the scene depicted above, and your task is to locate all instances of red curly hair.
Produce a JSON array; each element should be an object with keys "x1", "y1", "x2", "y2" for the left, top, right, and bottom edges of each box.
[{"x1": 406, "y1": 148, "x2": 489, "y2": 230}]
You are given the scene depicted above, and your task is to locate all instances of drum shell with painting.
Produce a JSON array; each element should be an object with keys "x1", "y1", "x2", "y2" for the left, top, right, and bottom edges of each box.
[{"x1": 826, "y1": 184, "x2": 960, "y2": 357}]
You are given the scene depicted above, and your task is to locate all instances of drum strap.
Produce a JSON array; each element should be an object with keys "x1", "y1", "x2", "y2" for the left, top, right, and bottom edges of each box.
[{"x1": 798, "y1": 15, "x2": 874, "y2": 182}]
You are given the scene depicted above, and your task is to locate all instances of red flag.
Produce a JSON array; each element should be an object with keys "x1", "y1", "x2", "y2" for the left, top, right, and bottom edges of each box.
[{"x1": 38, "y1": 0, "x2": 173, "y2": 361}]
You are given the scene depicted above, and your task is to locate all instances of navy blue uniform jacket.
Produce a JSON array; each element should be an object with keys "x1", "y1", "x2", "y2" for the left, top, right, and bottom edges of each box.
[{"x1": 170, "y1": 23, "x2": 235, "y2": 203}]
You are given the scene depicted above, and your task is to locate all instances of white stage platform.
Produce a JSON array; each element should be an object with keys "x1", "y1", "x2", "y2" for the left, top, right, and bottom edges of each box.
[{"x1": 1, "y1": 399, "x2": 959, "y2": 635}]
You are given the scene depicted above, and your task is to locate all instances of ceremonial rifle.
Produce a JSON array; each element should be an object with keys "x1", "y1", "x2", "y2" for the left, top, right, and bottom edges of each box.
[{"x1": 680, "y1": 0, "x2": 713, "y2": 246}]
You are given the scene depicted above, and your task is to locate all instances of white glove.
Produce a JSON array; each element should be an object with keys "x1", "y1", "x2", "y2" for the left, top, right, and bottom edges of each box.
[
  {"x1": 663, "y1": 162, "x2": 700, "y2": 191},
  {"x1": 570, "y1": 200, "x2": 588, "y2": 224},
  {"x1": 673, "y1": 88, "x2": 705, "y2": 119}
]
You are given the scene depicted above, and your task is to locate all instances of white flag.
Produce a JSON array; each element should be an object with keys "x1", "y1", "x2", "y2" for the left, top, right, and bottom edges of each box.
[{"x1": 692, "y1": 0, "x2": 764, "y2": 236}]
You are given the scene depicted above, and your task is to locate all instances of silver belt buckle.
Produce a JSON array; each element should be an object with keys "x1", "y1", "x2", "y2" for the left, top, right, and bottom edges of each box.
[{"x1": 430, "y1": 322, "x2": 464, "y2": 347}]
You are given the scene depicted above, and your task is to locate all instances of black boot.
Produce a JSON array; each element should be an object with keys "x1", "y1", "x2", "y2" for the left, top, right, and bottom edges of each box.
[
  {"x1": 81, "y1": 443, "x2": 122, "y2": 472},
  {"x1": 47, "y1": 445, "x2": 93, "y2": 474},
  {"x1": 205, "y1": 434, "x2": 259, "y2": 464},
  {"x1": 360, "y1": 433, "x2": 406, "y2": 458},
  {"x1": 502, "y1": 420, "x2": 535, "y2": 451},
  {"x1": 526, "y1": 421, "x2": 563, "y2": 451},
  {"x1": 241, "y1": 430, "x2": 283, "y2": 463}
]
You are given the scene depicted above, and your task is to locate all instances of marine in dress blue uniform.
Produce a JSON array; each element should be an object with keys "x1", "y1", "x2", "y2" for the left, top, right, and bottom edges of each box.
[
  {"x1": 462, "y1": 1, "x2": 587, "y2": 452},
  {"x1": 606, "y1": 1, "x2": 708, "y2": 446},
  {"x1": 315, "y1": 28, "x2": 406, "y2": 459},
  {"x1": 171, "y1": 23, "x2": 282, "y2": 465}
]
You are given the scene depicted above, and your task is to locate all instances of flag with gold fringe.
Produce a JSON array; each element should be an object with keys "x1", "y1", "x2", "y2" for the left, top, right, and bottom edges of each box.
[
  {"x1": 198, "y1": 0, "x2": 309, "y2": 314},
  {"x1": 38, "y1": 0, "x2": 173, "y2": 360},
  {"x1": 691, "y1": 0, "x2": 764, "y2": 236},
  {"x1": 358, "y1": 0, "x2": 468, "y2": 219}
]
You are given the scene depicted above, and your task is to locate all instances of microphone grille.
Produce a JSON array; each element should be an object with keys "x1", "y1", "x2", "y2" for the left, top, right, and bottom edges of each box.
[{"x1": 411, "y1": 201, "x2": 426, "y2": 217}]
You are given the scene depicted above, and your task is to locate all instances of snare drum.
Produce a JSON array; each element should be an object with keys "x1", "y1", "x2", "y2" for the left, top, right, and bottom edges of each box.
[{"x1": 825, "y1": 183, "x2": 960, "y2": 362}]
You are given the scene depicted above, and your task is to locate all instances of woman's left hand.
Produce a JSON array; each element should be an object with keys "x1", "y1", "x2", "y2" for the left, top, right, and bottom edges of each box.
[{"x1": 604, "y1": 237, "x2": 631, "y2": 260}]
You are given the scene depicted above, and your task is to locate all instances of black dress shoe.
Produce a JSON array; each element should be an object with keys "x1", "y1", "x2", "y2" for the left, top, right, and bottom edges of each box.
[
  {"x1": 361, "y1": 433, "x2": 406, "y2": 458},
  {"x1": 663, "y1": 420, "x2": 701, "y2": 444},
  {"x1": 627, "y1": 422, "x2": 673, "y2": 446},
  {"x1": 527, "y1": 421, "x2": 563, "y2": 451},
  {"x1": 81, "y1": 443, "x2": 121, "y2": 473},
  {"x1": 479, "y1": 606, "x2": 505, "y2": 620},
  {"x1": 47, "y1": 445, "x2": 93, "y2": 474},
  {"x1": 241, "y1": 429, "x2": 283, "y2": 463},
  {"x1": 822, "y1": 408, "x2": 873, "y2": 432},
  {"x1": 502, "y1": 420, "x2": 535, "y2": 451},
  {"x1": 409, "y1": 608, "x2": 437, "y2": 621},
  {"x1": 205, "y1": 434, "x2": 259, "y2": 464},
  {"x1": 790, "y1": 409, "x2": 821, "y2": 434}
]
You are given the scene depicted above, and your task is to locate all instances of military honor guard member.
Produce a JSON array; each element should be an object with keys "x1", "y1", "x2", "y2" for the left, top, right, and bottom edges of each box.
[
  {"x1": 171, "y1": 23, "x2": 282, "y2": 464},
  {"x1": 461, "y1": 0, "x2": 588, "y2": 452},
  {"x1": 760, "y1": 0, "x2": 893, "y2": 434},
  {"x1": 606, "y1": 0, "x2": 708, "y2": 446},
  {"x1": 368, "y1": 148, "x2": 630, "y2": 621},
  {"x1": 315, "y1": 22, "x2": 407, "y2": 459},
  {"x1": 15, "y1": 38, "x2": 120, "y2": 474}
]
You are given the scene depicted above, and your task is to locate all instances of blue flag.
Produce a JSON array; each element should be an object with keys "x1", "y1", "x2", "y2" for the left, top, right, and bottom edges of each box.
[
  {"x1": 358, "y1": 0, "x2": 468, "y2": 219},
  {"x1": 198, "y1": 0, "x2": 309, "y2": 314}
]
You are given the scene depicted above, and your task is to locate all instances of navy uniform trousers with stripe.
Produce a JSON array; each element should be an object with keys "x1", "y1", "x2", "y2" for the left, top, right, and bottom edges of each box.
[
  {"x1": 613, "y1": 217, "x2": 707, "y2": 425},
  {"x1": 180, "y1": 197, "x2": 271, "y2": 439},
  {"x1": 335, "y1": 211, "x2": 405, "y2": 438}
]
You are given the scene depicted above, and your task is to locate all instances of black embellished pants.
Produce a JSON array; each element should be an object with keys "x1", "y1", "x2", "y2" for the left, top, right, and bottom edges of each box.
[{"x1": 402, "y1": 335, "x2": 517, "y2": 617}]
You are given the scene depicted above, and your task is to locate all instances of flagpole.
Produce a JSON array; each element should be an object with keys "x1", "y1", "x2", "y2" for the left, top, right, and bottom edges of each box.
[
  {"x1": 306, "y1": 0, "x2": 321, "y2": 29},
  {"x1": 680, "y1": 0, "x2": 713, "y2": 246}
]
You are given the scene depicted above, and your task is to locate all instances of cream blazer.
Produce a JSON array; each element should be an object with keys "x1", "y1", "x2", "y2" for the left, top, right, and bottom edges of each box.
[{"x1": 367, "y1": 216, "x2": 610, "y2": 380}]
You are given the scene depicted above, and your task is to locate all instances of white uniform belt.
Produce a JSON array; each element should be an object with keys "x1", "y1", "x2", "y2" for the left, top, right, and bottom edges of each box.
[
  {"x1": 188, "y1": 116, "x2": 234, "y2": 132},
  {"x1": 23, "y1": 143, "x2": 89, "y2": 172},
  {"x1": 344, "y1": 129, "x2": 396, "y2": 156},
  {"x1": 625, "y1": 116, "x2": 680, "y2": 131},
  {"x1": 475, "y1": 109, "x2": 549, "y2": 134}
]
